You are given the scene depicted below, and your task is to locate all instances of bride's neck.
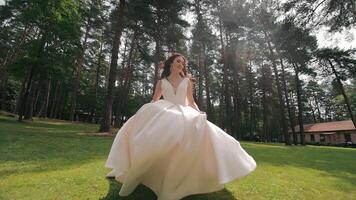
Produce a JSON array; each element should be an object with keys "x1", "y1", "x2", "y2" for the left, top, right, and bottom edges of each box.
[{"x1": 168, "y1": 72, "x2": 181, "y2": 79}]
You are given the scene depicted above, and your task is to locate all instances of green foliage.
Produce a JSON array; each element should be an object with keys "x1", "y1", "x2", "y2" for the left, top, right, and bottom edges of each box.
[{"x1": 283, "y1": 0, "x2": 356, "y2": 31}]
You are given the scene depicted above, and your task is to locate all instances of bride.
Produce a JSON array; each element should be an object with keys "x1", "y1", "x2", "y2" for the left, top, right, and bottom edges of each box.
[{"x1": 105, "y1": 53, "x2": 257, "y2": 200}]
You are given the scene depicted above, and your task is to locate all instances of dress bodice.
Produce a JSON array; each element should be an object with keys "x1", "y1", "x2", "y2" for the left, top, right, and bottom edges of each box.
[{"x1": 161, "y1": 78, "x2": 189, "y2": 106}]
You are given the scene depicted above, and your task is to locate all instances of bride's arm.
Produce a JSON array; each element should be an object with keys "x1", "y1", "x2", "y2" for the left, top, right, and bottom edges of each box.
[
  {"x1": 151, "y1": 80, "x2": 162, "y2": 102},
  {"x1": 187, "y1": 79, "x2": 200, "y2": 111}
]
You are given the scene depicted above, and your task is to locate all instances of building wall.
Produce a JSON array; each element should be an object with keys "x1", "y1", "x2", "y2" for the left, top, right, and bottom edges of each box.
[
  {"x1": 350, "y1": 133, "x2": 356, "y2": 143},
  {"x1": 290, "y1": 132, "x2": 356, "y2": 145},
  {"x1": 315, "y1": 134, "x2": 320, "y2": 142}
]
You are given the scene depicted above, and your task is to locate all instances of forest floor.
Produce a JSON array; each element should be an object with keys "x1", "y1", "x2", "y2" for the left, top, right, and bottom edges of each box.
[{"x1": 0, "y1": 115, "x2": 355, "y2": 200}]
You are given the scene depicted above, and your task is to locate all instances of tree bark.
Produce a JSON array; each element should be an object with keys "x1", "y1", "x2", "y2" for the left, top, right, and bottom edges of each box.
[
  {"x1": 293, "y1": 63, "x2": 305, "y2": 145},
  {"x1": 99, "y1": 0, "x2": 126, "y2": 132},
  {"x1": 264, "y1": 30, "x2": 290, "y2": 145},
  {"x1": 278, "y1": 56, "x2": 297, "y2": 144},
  {"x1": 24, "y1": 80, "x2": 40, "y2": 120},
  {"x1": 203, "y1": 56, "x2": 212, "y2": 120},
  {"x1": 18, "y1": 66, "x2": 35, "y2": 121},
  {"x1": 0, "y1": 75, "x2": 8, "y2": 111},
  {"x1": 328, "y1": 59, "x2": 356, "y2": 128},
  {"x1": 70, "y1": 17, "x2": 91, "y2": 121},
  {"x1": 115, "y1": 30, "x2": 138, "y2": 128},
  {"x1": 37, "y1": 78, "x2": 51, "y2": 118},
  {"x1": 50, "y1": 80, "x2": 61, "y2": 118}
]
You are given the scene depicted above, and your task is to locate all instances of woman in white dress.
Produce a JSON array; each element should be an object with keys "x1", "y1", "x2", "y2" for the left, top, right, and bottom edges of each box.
[{"x1": 105, "y1": 53, "x2": 257, "y2": 200}]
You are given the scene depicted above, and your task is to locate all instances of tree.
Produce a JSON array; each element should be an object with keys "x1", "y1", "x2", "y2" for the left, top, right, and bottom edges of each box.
[
  {"x1": 283, "y1": 0, "x2": 356, "y2": 31},
  {"x1": 315, "y1": 48, "x2": 356, "y2": 128},
  {"x1": 99, "y1": 0, "x2": 126, "y2": 132},
  {"x1": 274, "y1": 20, "x2": 318, "y2": 145}
]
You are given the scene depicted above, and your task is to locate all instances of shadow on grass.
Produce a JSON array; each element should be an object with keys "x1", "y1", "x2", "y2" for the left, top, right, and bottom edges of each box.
[
  {"x1": 100, "y1": 178, "x2": 237, "y2": 200},
  {"x1": 245, "y1": 143, "x2": 356, "y2": 192}
]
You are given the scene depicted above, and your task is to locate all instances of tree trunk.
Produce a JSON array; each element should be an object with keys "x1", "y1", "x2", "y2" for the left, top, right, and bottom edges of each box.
[
  {"x1": 264, "y1": 31, "x2": 290, "y2": 145},
  {"x1": 262, "y1": 87, "x2": 270, "y2": 142},
  {"x1": 18, "y1": 66, "x2": 35, "y2": 121},
  {"x1": 115, "y1": 30, "x2": 138, "y2": 128},
  {"x1": 203, "y1": 56, "x2": 212, "y2": 120},
  {"x1": 314, "y1": 96, "x2": 322, "y2": 122},
  {"x1": 24, "y1": 80, "x2": 39, "y2": 120},
  {"x1": 70, "y1": 18, "x2": 91, "y2": 121},
  {"x1": 294, "y1": 63, "x2": 305, "y2": 145},
  {"x1": 50, "y1": 80, "x2": 61, "y2": 118},
  {"x1": 0, "y1": 75, "x2": 8, "y2": 111},
  {"x1": 247, "y1": 59, "x2": 255, "y2": 139},
  {"x1": 328, "y1": 59, "x2": 356, "y2": 128},
  {"x1": 309, "y1": 101, "x2": 317, "y2": 123},
  {"x1": 53, "y1": 87, "x2": 62, "y2": 119},
  {"x1": 37, "y1": 78, "x2": 51, "y2": 118},
  {"x1": 232, "y1": 50, "x2": 242, "y2": 139},
  {"x1": 279, "y1": 56, "x2": 298, "y2": 145},
  {"x1": 218, "y1": 19, "x2": 232, "y2": 134},
  {"x1": 15, "y1": 74, "x2": 28, "y2": 114},
  {"x1": 197, "y1": 55, "x2": 204, "y2": 108},
  {"x1": 99, "y1": 0, "x2": 126, "y2": 132}
]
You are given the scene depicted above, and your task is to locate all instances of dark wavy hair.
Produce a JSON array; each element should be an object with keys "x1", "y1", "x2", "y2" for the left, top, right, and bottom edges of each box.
[{"x1": 160, "y1": 53, "x2": 188, "y2": 79}]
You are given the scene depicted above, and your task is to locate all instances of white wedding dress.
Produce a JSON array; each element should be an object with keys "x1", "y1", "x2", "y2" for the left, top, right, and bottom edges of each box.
[{"x1": 105, "y1": 77, "x2": 257, "y2": 200}]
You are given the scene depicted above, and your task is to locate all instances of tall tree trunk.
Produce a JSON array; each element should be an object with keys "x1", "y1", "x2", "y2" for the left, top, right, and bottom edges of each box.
[
  {"x1": 50, "y1": 80, "x2": 61, "y2": 118},
  {"x1": 293, "y1": 63, "x2": 305, "y2": 145},
  {"x1": 328, "y1": 59, "x2": 356, "y2": 128},
  {"x1": 197, "y1": 55, "x2": 204, "y2": 108},
  {"x1": 15, "y1": 75, "x2": 28, "y2": 115},
  {"x1": 194, "y1": 0, "x2": 210, "y2": 114},
  {"x1": 70, "y1": 17, "x2": 91, "y2": 121},
  {"x1": 247, "y1": 59, "x2": 255, "y2": 139},
  {"x1": 24, "y1": 80, "x2": 39, "y2": 120},
  {"x1": 1, "y1": 26, "x2": 32, "y2": 111},
  {"x1": 0, "y1": 75, "x2": 8, "y2": 111},
  {"x1": 33, "y1": 80, "x2": 42, "y2": 115},
  {"x1": 314, "y1": 96, "x2": 322, "y2": 122},
  {"x1": 203, "y1": 56, "x2": 212, "y2": 120},
  {"x1": 37, "y1": 78, "x2": 51, "y2": 118},
  {"x1": 279, "y1": 56, "x2": 297, "y2": 145},
  {"x1": 58, "y1": 91, "x2": 68, "y2": 120},
  {"x1": 264, "y1": 31, "x2": 290, "y2": 145},
  {"x1": 262, "y1": 87, "x2": 269, "y2": 142},
  {"x1": 53, "y1": 87, "x2": 62, "y2": 119},
  {"x1": 309, "y1": 101, "x2": 317, "y2": 123},
  {"x1": 232, "y1": 50, "x2": 242, "y2": 139},
  {"x1": 218, "y1": 21, "x2": 232, "y2": 134},
  {"x1": 115, "y1": 30, "x2": 138, "y2": 128},
  {"x1": 99, "y1": 0, "x2": 126, "y2": 132},
  {"x1": 18, "y1": 66, "x2": 35, "y2": 121},
  {"x1": 91, "y1": 40, "x2": 104, "y2": 123}
]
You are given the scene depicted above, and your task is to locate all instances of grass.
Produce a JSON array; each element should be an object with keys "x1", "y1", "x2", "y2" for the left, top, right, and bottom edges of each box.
[{"x1": 0, "y1": 115, "x2": 355, "y2": 200}]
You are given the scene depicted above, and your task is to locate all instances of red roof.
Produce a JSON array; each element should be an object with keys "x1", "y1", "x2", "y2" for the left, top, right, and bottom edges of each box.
[{"x1": 291, "y1": 120, "x2": 356, "y2": 133}]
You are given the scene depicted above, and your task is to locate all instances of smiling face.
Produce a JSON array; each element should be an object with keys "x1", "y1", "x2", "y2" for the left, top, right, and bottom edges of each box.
[
  {"x1": 171, "y1": 56, "x2": 185, "y2": 74},
  {"x1": 161, "y1": 53, "x2": 188, "y2": 79}
]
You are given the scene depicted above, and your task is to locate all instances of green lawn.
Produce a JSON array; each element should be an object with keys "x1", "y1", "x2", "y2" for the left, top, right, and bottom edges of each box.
[{"x1": 0, "y1": 115, "x2": 355, "y2": 200}]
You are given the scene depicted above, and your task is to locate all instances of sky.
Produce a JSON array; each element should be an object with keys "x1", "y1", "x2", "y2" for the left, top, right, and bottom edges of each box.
[
  {"x1": 313, "y1": 27, "x2": 356, "y2": 50},
  {"x1": 182, "y1": 4, "x2": 356, "y2": 51}
]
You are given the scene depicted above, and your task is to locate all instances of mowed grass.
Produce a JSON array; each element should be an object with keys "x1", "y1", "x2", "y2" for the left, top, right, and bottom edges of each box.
[{"x1": 0, "y1": 115, "x2": 355, "y2": 200}]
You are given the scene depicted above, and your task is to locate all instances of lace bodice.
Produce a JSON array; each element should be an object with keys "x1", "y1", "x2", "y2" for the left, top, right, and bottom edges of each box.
[{"x1": 161, "y1": 78, "x2": 189, "y2": 106}]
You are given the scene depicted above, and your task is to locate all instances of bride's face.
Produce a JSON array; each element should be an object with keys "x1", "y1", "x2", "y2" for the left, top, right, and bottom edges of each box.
[{"x1": 171, "y1": 56, "x2": 185, "y2": 74}]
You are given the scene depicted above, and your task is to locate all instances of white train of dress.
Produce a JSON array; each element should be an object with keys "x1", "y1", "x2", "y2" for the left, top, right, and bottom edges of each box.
[{"x1": 105, "y1": 77, "x2": 257, "y2": 200}]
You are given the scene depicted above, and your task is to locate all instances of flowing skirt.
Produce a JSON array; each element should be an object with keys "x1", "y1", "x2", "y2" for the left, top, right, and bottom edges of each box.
[{"x1": 105, "y1": 100, "x2": 256, "y2": 200}]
